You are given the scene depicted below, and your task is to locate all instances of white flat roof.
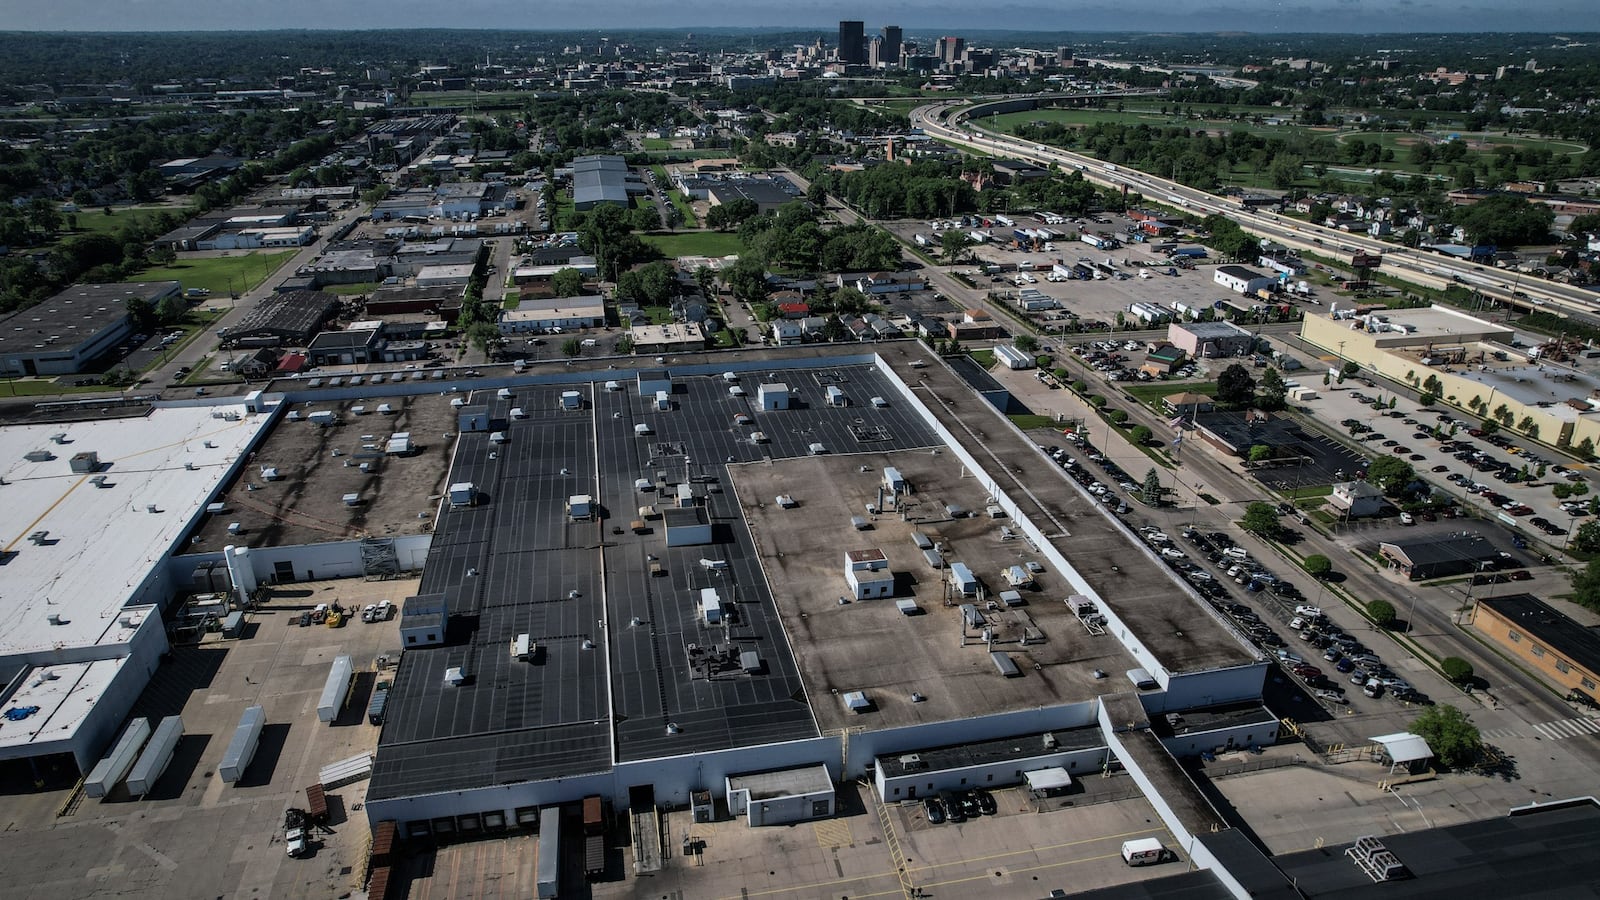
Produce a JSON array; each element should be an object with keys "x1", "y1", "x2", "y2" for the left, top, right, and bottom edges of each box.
[
  {"x1": 0, "y1": 403, "x2": 269, "y2": 655},
  {"x1": 0, "y1": 657, "x2": 127, "y2": 756}
]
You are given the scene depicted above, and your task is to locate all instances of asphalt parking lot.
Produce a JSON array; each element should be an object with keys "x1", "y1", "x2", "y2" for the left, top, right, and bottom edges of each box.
[
  {"x1": 0, "y1": 577, "x2": 416, "y2": 900},
  {"x1": 1300, "y1": 382, "x2": 1591, "y2": 552}
]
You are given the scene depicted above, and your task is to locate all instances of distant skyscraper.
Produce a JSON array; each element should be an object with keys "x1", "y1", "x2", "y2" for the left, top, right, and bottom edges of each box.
[
  {"x1": 868, "y1": 36, "x2": 884, "y2": 69},
  {"x1": 937, "y1": 36, "x2": 966, "y2": 69},
  {"x1": 838, "y1": 20, "x2": 866, "y2": 64},
  {"x1": 880, "y1": 26, "x2": 903, "y2": 66}
]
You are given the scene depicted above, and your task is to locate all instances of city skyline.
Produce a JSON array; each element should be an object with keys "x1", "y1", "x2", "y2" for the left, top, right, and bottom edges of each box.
[{"x1": 2, "y1": 2, "x2": 1591, "y2": 34}]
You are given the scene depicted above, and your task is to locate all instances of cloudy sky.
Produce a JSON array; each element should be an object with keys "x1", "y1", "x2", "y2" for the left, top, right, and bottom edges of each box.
[{"x1": 1, "y1": 1, "x2": 1584, "y2": 32}]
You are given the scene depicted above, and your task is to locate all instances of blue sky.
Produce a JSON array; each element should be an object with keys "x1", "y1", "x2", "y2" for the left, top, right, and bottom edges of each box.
[{"x1": 2, "y1": 1, "x2": 1586, "y2": 33}]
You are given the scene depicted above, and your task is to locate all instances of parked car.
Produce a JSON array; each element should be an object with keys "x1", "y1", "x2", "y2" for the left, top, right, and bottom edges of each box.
[{"x1": 923, "y1": 797, "x2": 946, "y2": 824}]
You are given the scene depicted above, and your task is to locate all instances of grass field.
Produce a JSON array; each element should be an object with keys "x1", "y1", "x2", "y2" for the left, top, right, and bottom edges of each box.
[
  {"x1": 66, "y1": 206, "x2": 177, "y2": 238},
  {"x1": 1121, "y1": 381, "x2": 1218, "y2": 409},
  {"x1": 322, "y1": 282, "x2": 379, "y2": 296},
  {"x1": 641, "y1": 231, "x2": 744, "y2": 258},
  {"x1": 408, "y1": 90, "x2": 545, "y2": 109},
  {"x1": 641, "y1": 138, "x2": 672, "y2": 150},
  {"x1": 126, "y1": 250, "x2": 296, "y2": 295}
]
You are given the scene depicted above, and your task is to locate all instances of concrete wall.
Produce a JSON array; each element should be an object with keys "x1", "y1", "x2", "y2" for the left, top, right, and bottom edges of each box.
[
  {"x1": 172, "y1": 534, "x2": 430, "y2": 587},
  {"x1": 1139, "y1": 665, "x2": 1269, "y2": 716},
  {"x1": 365, "y1": 734, "x2": 841, "y2": 830},
  {"x1": 875, "y1": 743, "x2": 1109, "y2": 801},
  {"x1": 1160, "y1": 716, "x2": 1280, "y2": 758},
  {"x1": 844, "y1": 702, "x2": 1101, "y2": 778}
]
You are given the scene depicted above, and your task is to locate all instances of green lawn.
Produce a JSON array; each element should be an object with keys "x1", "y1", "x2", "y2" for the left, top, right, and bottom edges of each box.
[
  {"x1": 641, "y1": 231, "x2": 745, "y2": 258},
  {"x1": 1122, "y1": 381, "x2": 1218, "y2": 408},
  {"x1": 0, "y1": 378, "x2": 115, "y2": 397},
  {"x1": 1008, "y1": 414, "x2": 1056, "y2": 430},
  {"x1": 67, "y1": 206, "x2": 176, "y2": 238},
  {"x1": 967, "y1": 348, "x2": 997, "y2": 369},
  {"x1": 502, "y1": 293, "x2": 521, "y2": 310},
  {"x1": 322, "y1": 282, "x2": 379, "y2": 296},
  {"x1": 641, "y1": 138, "x2": 672, "y2": 150},
  {"x1": 127, "y1": 250, "x2": 296, "y2": 295},
  {"x1": 646, "y1": 165, "x2": 700, "y2": 228}
]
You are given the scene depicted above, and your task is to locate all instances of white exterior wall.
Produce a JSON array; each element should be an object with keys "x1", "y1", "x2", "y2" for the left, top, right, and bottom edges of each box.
[
  {"x1": 875, "y1": 743, "x2": 1109, "y2": 801},
  {"x1": 1159, "y1": 717, "x2": 1280, "y2": 758}
]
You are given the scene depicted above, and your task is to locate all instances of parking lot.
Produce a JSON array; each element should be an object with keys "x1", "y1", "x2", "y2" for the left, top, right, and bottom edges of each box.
[
  {"x1": 0, "y1": 577, "x2": 415, "y2": 900},
  {"x1": 882, "y1": 214, "x2": 1266, "y2": 336},
  {"x1": 1307, "y1": 382, "x2": 1592, "y2": 551}
]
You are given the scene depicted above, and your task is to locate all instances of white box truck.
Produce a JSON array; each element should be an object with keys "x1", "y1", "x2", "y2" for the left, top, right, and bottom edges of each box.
[{"x1": 1121, "y1": 837, "x2": 1165, "y2": 866}]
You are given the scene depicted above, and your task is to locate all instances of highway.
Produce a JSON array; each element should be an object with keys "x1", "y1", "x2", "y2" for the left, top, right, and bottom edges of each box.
[{"x1": 910, "y1": 100, "x2": 1600, "y2": 325}]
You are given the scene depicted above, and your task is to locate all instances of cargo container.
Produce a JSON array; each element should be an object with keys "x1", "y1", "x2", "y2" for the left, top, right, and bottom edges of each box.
[
  {"x1": 317, "y1": 655, "x2": 354, "y2": 723},
  {"x1": 583, "y1": 795, "x2": 607, "y2": 877},
  {"x1": 219, "y1": 705, "x2": 265, "y2": 784},
  {"x1": 367, "y1": 688, "x2": 390, "y2": 725},
  {"x1": 124, "y1": 715, "x2": 183, "y2": 797},
  {"x1": 85, "y1": 718, "x2": 152, "y2": 798},
  {"x1": 305, "y1": 782, "x2": 329, "y2": 824},
  {"x1": 537, "y1": 807, "x2": 561, "y2": 898}
]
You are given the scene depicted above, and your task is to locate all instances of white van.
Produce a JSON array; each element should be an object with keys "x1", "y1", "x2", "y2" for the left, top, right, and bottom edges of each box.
[{"x1": 1121, "y1": 838, "x2": 1164, "y2": 866}]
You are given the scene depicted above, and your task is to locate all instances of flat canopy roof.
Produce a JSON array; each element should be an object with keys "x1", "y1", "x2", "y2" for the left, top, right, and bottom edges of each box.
[
  {"x1": 1024, "y1": 767, "x2": 1073, "y2": 791},
  {"x1": 1371, "y1": 731, "x2": 1433, "y2": 764}
]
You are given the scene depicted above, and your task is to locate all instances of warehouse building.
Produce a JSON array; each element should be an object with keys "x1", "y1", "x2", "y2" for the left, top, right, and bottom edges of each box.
[
  {"x1": 1299, "y1": 305, "x2": 1600, "y2": 451},
  {"x1": 0, "y1": 403, "x2": 269, "y2": 776},
  {"x1": 497, "y1": 298, "x2": 606, "y2": 334},
  {"x1": 1167, "y1": 321, "x2": 1256, "y2": 359},
  {"x1": 221, "y1": 290, "x2": 338, "y2": 348},
  {"x1": 0, "y1": 281, "x2": 182, "y2": 376},
  {"x1": 570, "y1": 155, "x2": 643, "y2": 210},
  {"x1": 1213, "y1": 265, "x2": 1277, "y2": 295}
]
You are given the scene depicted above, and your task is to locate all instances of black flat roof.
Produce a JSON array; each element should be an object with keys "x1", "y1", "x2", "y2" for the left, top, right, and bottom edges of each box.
[
  {"x1": 875, "y1": 725, "x2": 1105, "y2": 779},
  {"x1": 370, "y1": 363, "x2": 942, "y2": 801},
  {"x1": 1480, "y1": 594, "x2": 1600, "y2": 677},
  {"x1": 1380, "y1": 533, "x2": 1501, "y2": 567}
]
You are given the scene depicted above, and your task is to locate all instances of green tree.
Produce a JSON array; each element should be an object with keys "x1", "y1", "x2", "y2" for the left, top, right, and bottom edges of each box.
[
  {"x1": 1341, "y1": 361, "x2": 1361, "y2": 378},
  {"x1": 1108, "y1": 409, "x2": 1129, "y2": 425},
  {"x1": 614, "y1": 334, "x2": 635, "y2": 355},
  {"x1": 724, "y1": 256, "x2": 769, "y2": 304},
  {"x1": 1241, "y1": 501, "x2": 1280, "y2": 538},
  {"x1": 125, "y1": 296, "x2": 157, "y2": 333},
  {"x1": 1257, "y1": 367, "x2": 1287, "y2": 409},
  {"x1": 1440, "y1": 657, "x2": 1474, "y2": 685},
  {"x1": 1013, "y1": 334, "x2": 1039, "y2": 353},
  {"x1": 1215, "y1": 363, "x2": 1256, "y2": 405},
  {"x1": 1367, "y1": 599, "x2": 1397, "y2": 628},
  {"x1": 1410, "y1": 704, "x2": 1483, "y2": 768},
  {"x1": 1572, "y1": 521, "x2": 1600, "y2": 554},
  {"x1": 551, "y1": 267, "x2": 586, "y2": 297},
  {"x1": 1142, "y1": 467, "x2": 1163, "y2": 506},
  {"x1": 1303, "y1": 554, "x2": 1332, "y2": 578},
  {"x1": 1130, "y1": 424, "x2": 1153, "y2": 446},
  {"x1": 1248, "y1": 444, "x2": 1273, "y2": 463},
  {"x1": 940, "y1": 229, "x2": 972, "y2": 264},
  {"x1": 705, "y1": 198, "x2": 759, "y2": 231},
  {"x1": 561, "y1": 337, "x2": 581, "y2": 357},
  {"x1": 154, "y1": 294, "x2": 187, "y2": 326},
  {"x1": 466, "y1": 321, "x2": 502, "y2": 358},
  {"x1": 1453, "y1": 193, "x2": 1554, "y2": 247},
  {"x1": 1367, "y1": 456, "x2": 1417, "y2": 495},
  {"x1": 1571, "y1": 558, "x2": 1600, "y2": 613}
]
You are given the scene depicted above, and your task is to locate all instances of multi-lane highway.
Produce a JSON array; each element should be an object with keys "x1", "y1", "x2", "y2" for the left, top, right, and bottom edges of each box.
[{"x1": 910, "y1": 100, "x2": 1600, "y2": 324}]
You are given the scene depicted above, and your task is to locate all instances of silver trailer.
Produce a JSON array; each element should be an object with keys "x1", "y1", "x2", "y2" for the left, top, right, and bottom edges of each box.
[
  {"x1": 317, "y1": 655, "x2": 354, "y2": 723},
  {"x1": 537, "y1": 806, "x2": 561, "y2": 898},
  {"x1": 219, "y1": 705, "x2": 265, "y2": 784},
  {"x1": 125, "y1": 715, "x2": 184, "y2": 797},
  {"x1": 84, "y1": 717, "x2": 151, "y2": 799}
]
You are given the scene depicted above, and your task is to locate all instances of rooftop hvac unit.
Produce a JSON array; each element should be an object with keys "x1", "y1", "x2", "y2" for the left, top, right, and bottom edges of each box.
[{"x1": 47, "y1": 614, "x2": 62, "y2": 626}]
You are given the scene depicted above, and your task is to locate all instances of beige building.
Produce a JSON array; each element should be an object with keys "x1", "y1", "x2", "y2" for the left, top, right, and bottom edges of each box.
[
  {"x1": 1299, "y1": 306, "x2": 1600, "y2": 451},
  {"x1": 1474, "y1": 594, "x2": 1600, "y2": 704}
]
